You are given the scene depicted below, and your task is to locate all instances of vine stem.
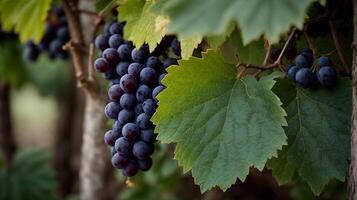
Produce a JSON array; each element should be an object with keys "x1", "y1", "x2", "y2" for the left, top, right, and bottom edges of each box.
[{"x1": 237, "y1": 27, "x2": 296, "y2": 72}]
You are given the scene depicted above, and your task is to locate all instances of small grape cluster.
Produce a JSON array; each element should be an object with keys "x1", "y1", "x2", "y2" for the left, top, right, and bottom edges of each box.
[
  {"x1": 94, "y1": 19, "x2": 180, "y2": 177},
  {"x1": 24, "y1": 6, "x2": 70, "y2": 62},
  {"x1": 287, "y1": 48, "x2": 337, "y2": 88}
]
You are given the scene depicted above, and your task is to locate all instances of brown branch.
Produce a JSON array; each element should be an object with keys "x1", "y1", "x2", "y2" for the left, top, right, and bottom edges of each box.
[
  {"x1": 237, "y1": 28, "x2": 296, "y2": 73},
  {"x1": 329, "y1": 20, "x2": 350, "y2": 74},
  {"x1": 88, "y1": 43, "x2": 95, "y2": 81},
  {"x1": 263, "y1": 41, "x2": 271, "y2": 66}
]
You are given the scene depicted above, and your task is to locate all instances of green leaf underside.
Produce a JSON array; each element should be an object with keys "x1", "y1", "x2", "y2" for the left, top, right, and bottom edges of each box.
[
  {"x1": 268, "y1": 78, "x2": 351, "y2": 194},
  {"x1": 119, "y1": 0, "x2": 163, "y2": 52},
  {"x1": 152, "y1": 49, "x2": 287, "y2": 192},
  {"x1": 0, "y1": 0, "x2": 52, "y2": 43},
  {"x1": 157, "y1": 0, "x2": 313, "y2": 44}
]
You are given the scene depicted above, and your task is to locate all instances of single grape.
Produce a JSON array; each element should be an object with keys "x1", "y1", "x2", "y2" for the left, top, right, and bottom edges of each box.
[
  {"x1": 142, "y1": 99, "x2": 157, "y2": 116},
  {"x1": 287, "y1": 65, "x2": 300, "y2": 81},
  {"x1": 118, "y1": 109, "x2": 135, "y2": 124},
  {"x1": 94, "y1": 58, "x2": 110, "y2": 73},
  {"x1": 317, "y1": 66, "x2": 337, "y2": 87},
  {"x1": 295, "y1": 68, "x2": 315, "y2": 88},
  {"x1": 112, "y1": 120, "x2": 123, "y2": 135},
  {"x1": 140, "y1": 67, "x2": 157, "y2": 86},
  {"x1": 109, "y1": 22, "x2": 123, "y2": 35},
  {"x1": 317, "y1": 56, "x2": 332, "y2": 67},
  {"x1": 118, "y1": 44, "x2": 133, "y2": 61},
  {"x1": 136, "y1": 113, "x2": 152, "y2": 129},
  {"x1": 56, "y1": 26, "x2": 70, "y2": 42},
  {"x1": 158, "y1": 73, "x2": 167, "y2": 85},
  {"x1": 104, "y1": 102, "x2": 121, "y2": 119},
  {"x1": 128, "y1": 63, "x2": 144, "y2": 77},
  {"x1": 122, "y1": 123, "x2": 140, "y2": 141},
  {"x1": 116, "y1": 61, "x2": 130, "y2": 76},
  {"x1": 171, "y1": 38, "x2": 181, "y2": 56},
  {"x1": 120, "y1": 74, "x2": 138, "y2": 93},
  {"x1": 133, "y1": 141, "x2": 154, "y2": 159},
  {"x1": 122, "y1": 160, "x2": 139, "y2": 177},
  {"x1": 146, "y1": 56, "x2": 162, "y2": 71},
  {"x1": 134, "y1": 103, "x2": 144, "y2": 115},
  {"x1": 115, "y1": 137, "x2": 133, "y2": 155},
  {"x1": 104, "y1": 130, "x2": 118, "y2": 146},
  {"x1": 95, "y1": 34, "x2": 109, "y2": 51},
  {"x1": 109, "y1": 34, "x2": 124, "y2": 49},
  {"x1": 120, "y1": 93, "x2": 137, "y2": 109},
  {"x1": 104, "y1": 20, "x2": 115, "y2": 35},
  {"x1": 103, "y1": 48, "x2": 120, "y2": 65},
  {"x1": 295, "y1": 54, "x2": 309, "y2": 68},
  {"x1": 24, "y1": 44, "x2": 39, "y2": 62},
  {"x1": 163, "y1": 58, "x2": 178, "y2": 69},
  {"x1": 131, "y1": 45, "x2": 149, "y2": 63},
  {"x1": 112, "y1": 153, "x2": 128, "y2": 169},
  {"x1": 140, "y1": 129, "x2": 156, "y2": 143},
  {"x1": 302, "y1": 52, "x2": 314, "y2": 67},
  {"x1": 152, "y1": 86, "x2": 165, "y2": 101},
  {"x1": 108, "y1": 84, "x2": 125, "y2": 102},
  {"x1": 138, "y1": 157, "x2": 152, "y2": 171},
  {"x1": 136, "y1": 85, "x2": 152, "y2": 102}
]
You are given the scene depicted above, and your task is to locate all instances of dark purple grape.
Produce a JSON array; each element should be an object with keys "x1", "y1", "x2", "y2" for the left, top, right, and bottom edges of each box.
[
  {"x1": 122, "y1": 123, "x2": 140, "y2": 141},
  {"x1": 134, "y1": 103, "x2": 143, "y2": 115},
  {"x1": 115, "y1": 137, "x2": 133, "y2": 155},
  {"x1": 122, "y1": 160, "x2": 139, "y2": 177},
  {"x1": 171, "y1": 38, "x2": 181, "y2": 56},
  {"x1": 146, "y1": 56, "x2": 162, "y2": 71},
  {"x1": 94, "y1": 58, "x2": 111, "y2": 72},
  {"x1": 118, "y1": 44, "x2": 133, "y2": 61},
  {"x1": 295, "y1": 54, "x2": 309, "y2": 68},
  {"x1": 104, "y1": 21, "x2": 115, "y2": 35},
  {"x1": 109, "y1": 34, "x2": 124, "y2": 49},
  {"x1": 133, "y1": 141, "x2": 154, "y2": 159},
  {"x1": 104, "y1": 102, "x2": 121, "y2": 119},
  {"x1": 103, "y1": 48, "x2": 120, "y2": 65},
  {"x1": 152, "y1": 86, "x2": 165, "y2": 101},
  {"x1": 109, "y1": 22, "x2": 123, "y2": 35},
  {"x1": 295, "y1": 68, "x2": 315, "y2": 88},
  {"x1": 131, "y1": 45, "x2": 149, "y2": 63},
  {"x1": 317, "y1": 66, "x2": 337, "y2": 87},
  {"x1": 112, "y1": 153, "x2": 129, "y2": 169},
  {"x1": 163, "y1": 58, "x2": 178, "y2": 69},
  {"x1": 49, "y1": 39, "x2": 63, "y2": 54},
  {"x1": 103, "y1": 68, "x2": 118, "y2": 80},
  {"x1": 136, "y1": 113, "x2": 152, "y2": 129},
  {"x1": 138, "y1": 158, "x2": 152, "y2": 171},
  {"x1": 104, "y1": 130, "x2": 118, "y2": 146},
  {"x1": 108, "y1": 84, "x2": 125, "y2": 102},
  {"x1": 118, "y1": 109, "x2": 135, "y2": 124},
  {"x1": 140, "y1": 129, "x2": 156, "y2": 143},
  {"x1": 140, "y1": 67, "x2": 157, "y2": 86},
  {"x1": 120, "y1": 93, "x2": 137, "y2": 109},
  {"x1": 56, "y1": 26, "x2": 70, "y2": 42},
  {"x1": 287, "y1": 65, "x2": 300, "y2": 81},
  {"x1": 116, "y1": 61, "x2": 130, "y2": 76},
  {"x1": 136, "y1": 85, "x2": 152, "y2": 102},
  {"x1": 24, "y1": 44, "x2": 39, "y2": 62},
  {"x1": 120, "y1": 74, "x2": 138, "y2": 93},
  {"x1": 158, "y1": 73, "x2": 167, "y2": 85},
  {"x1": 301, "y1": 52, "x2": 313, "y2": 67},
  {"x1": 142, "y1": 99, "x2": 157, "y2": 116},
  {"x1": 112, "y1": 120, "x2": 123, "y2": 135},
  {"x1": 128, "y1": 63, "x2": 144, "y2": 77},
  {"x1": 317, "y1": 56, "x2": 332, "y2": 67},
  {"x1": 95, "y1": 34, "x2": 109, "y2": 51}
]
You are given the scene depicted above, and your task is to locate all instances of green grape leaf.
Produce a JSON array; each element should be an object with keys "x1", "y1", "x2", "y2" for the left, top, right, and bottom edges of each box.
[
  {"x1": 119, "y1": 0, "x2": 164, "y2": 52},
  {"x1": 156, "y1": 0, "x2": 313, "y2": 44},
  {"x1": 228, "y1": 29, "x2": 266, "y2": 65},
  {"x1": 152, "y1": 49, "x2": 287, "y2": 192},
  {"x1": 207, "y1": 23, "x2": 235, "y2": 48},
  {"x1": 0, "y1": 0, "x2": 52, "y2": 43},
  {"x1": 0, "y1": 149, "x2": 56, "y2": 200},
  {"x1": 268, "y1": 78, "x2": 351, "y2": 194},
  {"x1": 179, "y1": 35, "x2": 202, "y2": 59}
]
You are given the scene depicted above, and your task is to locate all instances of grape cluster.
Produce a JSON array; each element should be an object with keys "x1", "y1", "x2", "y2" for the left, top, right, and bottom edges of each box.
[
  {"x1": 287, "y1": 48, "x2": 337, "y2": 88},
  {"x1": 94, "y1": 18, "x2": 180, "y2": 177},
  {"x1": 24, "y1": 6, "x2": 70, "y2": 62}
]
